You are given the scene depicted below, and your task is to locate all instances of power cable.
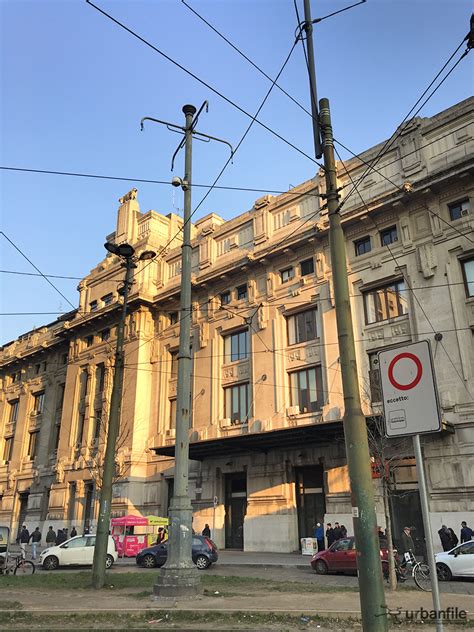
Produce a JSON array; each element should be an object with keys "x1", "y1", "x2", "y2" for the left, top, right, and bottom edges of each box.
[
  {"x1": 181, "y1": 0, "x2": 312, "y2": 119},
  {"x1": 85, "y1": 0, "x2": 324, "y2": 169},
  {"x1": 0, "y1": 165, "x2": 322, "y2": 199},
  {"x1": 339, "y1": 37, "x2": 471, "y2": 212},
  {"x1": 0, "y1": 269, "x2": 83, "y2": 281}
]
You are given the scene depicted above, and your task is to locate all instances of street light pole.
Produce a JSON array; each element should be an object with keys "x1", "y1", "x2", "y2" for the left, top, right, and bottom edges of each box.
[
  {"x1": 92, "y1": 242, "x2": 155, "y2": 589},
  {"x1": 92, "y1": 249, "x2": 135, "y2": 589}
]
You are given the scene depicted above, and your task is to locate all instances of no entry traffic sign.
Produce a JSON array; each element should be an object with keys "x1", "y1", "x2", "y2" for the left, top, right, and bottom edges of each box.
[{"x1": 378, "y1": 340, "x2": 441, "y2": 437}]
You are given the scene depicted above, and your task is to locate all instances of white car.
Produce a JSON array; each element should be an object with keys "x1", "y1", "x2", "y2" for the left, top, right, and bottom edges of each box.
[
  {"x1": 39, "y1": 535, "x2": 117, "y2": 570},
  {"x1": 436, "y1": 540, "x2": 474, "y2": 581}
]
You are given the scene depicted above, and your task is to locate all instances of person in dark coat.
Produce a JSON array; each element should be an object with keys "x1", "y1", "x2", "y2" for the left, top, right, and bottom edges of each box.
[
  {"x1": 17, "y1": 525, "x2": 30, "y2": 559},
  {"x1": 70, "y1": 526, "x2": 77, "y2": 538},
  {"x1": 326, "y1": 523, "x2": 335, "y2": 547},
  {"x1": 29, "y1": 527, "x2": 41, "y2": 560},
  {"x1": 460, "y1": 521, "x2": 474, "y2": 543},
  {"x1": 333, "y1": 522, "x2": 342, "y2": 541},
  {"x1": 156, "y1": 527, "x2": 166, "y2": 544},
  {"x1": 438, "y1": 525, "x2": 453, "y2": 551},
  {"x1": 340, "y1": 525, "x2": 347, "y2": 538},
  {"x1": 400, "y1": 526, "x2": 415, "y2": 560},
  {"x1": 447, "y1": 527, "x2": 458, "y2": 548},
  {"x1": 202, "y1": 524, "x2": 211, "y2": 538},
  {"x1": 46, "y1": 526, "x2": 56, "y2": 546},
  {"x1": 314, "y1": 523, "x2": 324, "y2": 551},
  {"x1": 55, "y1": 529, "x2": 67, "y2": 545}
]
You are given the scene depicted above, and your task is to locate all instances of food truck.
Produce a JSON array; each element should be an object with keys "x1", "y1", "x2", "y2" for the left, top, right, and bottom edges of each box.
[{"x1": 111, "y1": 515, "x2": 168, "y2": 557}]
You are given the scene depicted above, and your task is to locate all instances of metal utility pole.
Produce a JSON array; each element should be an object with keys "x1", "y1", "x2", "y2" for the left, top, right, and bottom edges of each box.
[
  {"x1": 319, "y1": 98, "x2": 387, "y2": 630},
  {"x1": 302, "y1": 0, "x2": 323, "y2": 159},
  {"x1": 141, "y1": 104, "x2": 232, "y2": 598},
  {"x1": 92, "y1": 246, "x2": 134, "y2": 589}
]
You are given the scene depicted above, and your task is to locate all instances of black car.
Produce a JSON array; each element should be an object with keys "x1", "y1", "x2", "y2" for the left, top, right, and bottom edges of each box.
[{"x1": 136, "y1": 535, "x2": 218, "y2": 570}]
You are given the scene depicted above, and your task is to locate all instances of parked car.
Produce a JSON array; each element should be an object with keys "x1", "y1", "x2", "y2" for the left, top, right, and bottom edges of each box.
[
  {"x1": 40, "y1": 534, "x2": 117, "y2": 570},
  {"x1": 136, "y1": 535, "x2": 218, "y2": 570},
  {"x1": 436, "y1": 540, "x2": 474, "y2": 580},
  {"x1": 311, "y1": 536, "x2": 393, "y2": 575}
]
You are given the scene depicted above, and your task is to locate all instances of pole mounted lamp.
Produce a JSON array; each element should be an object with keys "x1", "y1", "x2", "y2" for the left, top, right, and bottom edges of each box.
[{"x1": 91, "y1": 241, "x2": 155, "y2": 589}]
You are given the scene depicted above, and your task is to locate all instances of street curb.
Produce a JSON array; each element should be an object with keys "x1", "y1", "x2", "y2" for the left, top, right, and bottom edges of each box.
[{"x1": 217, "y1": 563, "x2": 310, "y2": 570}]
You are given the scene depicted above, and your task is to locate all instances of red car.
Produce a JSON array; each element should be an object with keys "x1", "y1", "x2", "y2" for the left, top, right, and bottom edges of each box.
[{"x1": 310, "y1": 536, "x2": 392, "y2": 575}]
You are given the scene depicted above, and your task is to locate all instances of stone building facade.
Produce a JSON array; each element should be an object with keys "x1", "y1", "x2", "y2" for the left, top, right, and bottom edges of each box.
[{"x1": 0, "y1": 98, "x2": 473, "y2": 552}]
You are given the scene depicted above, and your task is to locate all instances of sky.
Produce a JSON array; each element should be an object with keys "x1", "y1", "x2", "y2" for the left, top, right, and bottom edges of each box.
[{"x1": 0, "y1": 0, "x2": 472, "y2": 345}]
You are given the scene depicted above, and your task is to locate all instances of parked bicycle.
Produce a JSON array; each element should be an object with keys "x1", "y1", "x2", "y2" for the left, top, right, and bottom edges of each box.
[
  {"x1": 0, "y1": 552, "x2": 35, "y2": 576},
  {"x1": 383, "y1": 550, "x2": 432, "y2": 591}
]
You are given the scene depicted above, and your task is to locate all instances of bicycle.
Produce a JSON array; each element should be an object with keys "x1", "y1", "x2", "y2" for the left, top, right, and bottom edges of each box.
[
  {"x1": 386, "y1": 550, "x2": 432, "y2": 591},
  {"x1": 0, "y1": 552, "x2": 35, "y2": 575}
]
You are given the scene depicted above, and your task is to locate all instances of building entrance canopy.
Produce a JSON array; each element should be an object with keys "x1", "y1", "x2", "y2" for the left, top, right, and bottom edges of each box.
[{"x1": 151, "y1": 422, "x2": 344, "y2": 461}]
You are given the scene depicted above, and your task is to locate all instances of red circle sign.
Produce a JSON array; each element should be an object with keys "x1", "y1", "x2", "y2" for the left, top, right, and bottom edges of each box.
[{"x1": 388, "y1": 352, "x2": 423, "y2": 391}]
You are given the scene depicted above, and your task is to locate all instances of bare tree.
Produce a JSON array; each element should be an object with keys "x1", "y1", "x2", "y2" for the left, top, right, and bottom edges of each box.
[{"x1": 85, "y1": 415, "x2": 131, "y2": 492}]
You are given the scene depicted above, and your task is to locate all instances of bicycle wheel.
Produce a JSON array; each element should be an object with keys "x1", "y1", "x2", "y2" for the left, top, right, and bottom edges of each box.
[
  {"x1": 14, "y1": 560, "x2": 35, "y2": 575},
  {"x1": 413, "y1": 563, "x2": 431, "y2": 591}
]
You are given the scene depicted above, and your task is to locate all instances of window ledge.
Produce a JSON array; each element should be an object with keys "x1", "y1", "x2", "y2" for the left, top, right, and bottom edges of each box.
[{"x1": 364, "y1": 314, "x2": 409, "y2": 329}]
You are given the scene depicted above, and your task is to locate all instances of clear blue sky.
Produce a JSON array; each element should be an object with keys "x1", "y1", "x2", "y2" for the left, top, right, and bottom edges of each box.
[{"x1": 1, "y1": 0, "x2": 472, "y2": 344}]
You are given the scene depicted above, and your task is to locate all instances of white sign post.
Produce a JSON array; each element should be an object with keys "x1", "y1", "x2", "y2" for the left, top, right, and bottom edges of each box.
[{"x1": 378, "y1": 340, "x2": 443, "y2": 631}]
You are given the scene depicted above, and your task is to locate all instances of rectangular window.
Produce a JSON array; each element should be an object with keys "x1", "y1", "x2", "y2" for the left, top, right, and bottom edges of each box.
[
  {"x1": 12, "y1": 372, "x2": 20, "y2": 383},
  {"x1": 364, "y1": 281, "x2": 408, "y2": 324},
  {"x1": 96, "y1": 364, "x2": 105, "y2": 394},
  {"x1": 380, "y1": 225, "x2": 398, "y2": 246},
  {"x1": 35, "y1": 363, "x2": 41, "y2": 375},
  {"x1": 300, "y1": 258, "x2": 315, "y2": 276},
  {"x1": 80, "y1": 369, "x2": 89, "y2": 401},
  {"x1": 289, "y1": 366, "x2": 323, "y2": 413},
  {"x1": 170, "y1": 351, "x2": 178, "y2": 378},
  {"x1": 354, "y1": 236, "x2": 371, "y2": 256},
  {"x1": 462, "y1": 258, "x2": 474, "y2": 297},
  {"x1": 93, "y1": 409, "x2": 102, "y2": 440},
  {"x1": 90, "y1": 300, "x2": 98, "y2": 311},
  {"x1": 169, "y1": 399, "x2": 177, "y2": 430},
  {"x1": 220, "y1": 291, "x2": 231, "y2": 306},
  {"x1": 236, "y1": 284, "x2": 248, "y2": 301},
  {"x1": 53, "y1": 421, "x2": 61, "y2": 451},
  {"x1": 224, "y1": 330, "x2": 248, "y2": 363},
  {"x1": 9, "y1": 400, "x2": 19, "y2": 424},
  {"x1": 3, "y1": 437, "x2": 13, "y2": 462},
  {"x1": 33, "y1": 392, "x2": 45, "y2": 414},
  {"x1": 224, "y1": 383, "x2": 250, "y2": 424},
  {"x1": 28, "y1": 431, "x2": 39, "y2": 459},
  {"x1": 86, "y1": 335, "x2": 94, "y2": 347},
  {"x1": 102, "y1": 293, "x2": 113, "y2": 306},
  {"x1": 77, "y1": 413, "x2": 85, "y2": 445},
  {"x1": 448, "y1": 199, "x2": 469, "y2": 221},
  {"x1": 169, "y1": 312, "x2": 178, "y2": 325},
  {"x1": 287, "y1": 309, "x2": 317, "y2": 345},
  {"x1": 62, "y1": 353, "x2": 68, "y2": 365},
  {"x1": 100, "y1": 328, "x2": 110, "y2": 342},
  {"x1": 280, "y1": 267, "x2": 294, "y2": 283}
]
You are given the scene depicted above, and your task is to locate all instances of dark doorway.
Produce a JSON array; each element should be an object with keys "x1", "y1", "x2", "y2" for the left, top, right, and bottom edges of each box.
[
  {"x1": 295, "y1": 466, "x2": 325, "y2": 541},
  {"x1": 83, "y1": 483, "x2": 94, "y2": 533},
  {"x1": 225, "y1": 472, "x2": 247, "y2": 550},
  {"x1": 67, "y1": 482, "x2": 76, "y2": 525},
  {"x1": 17, "y1": 493, "x2": 29, "y2": 539},
  {"x1": 390, "y1": 490, "x2": 426, "y2": 558}
]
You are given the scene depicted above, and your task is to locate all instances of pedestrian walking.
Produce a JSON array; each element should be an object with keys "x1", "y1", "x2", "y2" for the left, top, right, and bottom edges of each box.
[
  {"x1": 29, "y1": 527, "x2": 41, "y2": 560},
  {"x1": 400, "y1": 526, "x2": 415, "y2": 564},
  {"x1": 460, "y1": 521, "x2": 474, "y2": 543},
  {"x1": 202, "y1": 524, "x2": 211, "y2": 538},
  {"x1": 333, "y1": 522, "x2": 342, "y2": 541},
  {"x1": 438, "y1": 525, "x2": 453, "y2": 551},
  {"x1": 46, "y1": 526, "x2": 56, "y2": 546},
  {"x1": 314, "y1": 522, "x2": 325, "y2": 551},
  {"x1": 340, "y1": 524, "x2": 347, "y2": 538},
  {"x1": 326, "y1": 523, "x2": 335, "y2": 547},
  {"x1": 156, "y1": 527, "x2": 166, "y2": 544},
  {"x1": 17, "y1": 525, "x2": 30, "y2": 559},
  {"x1": 70, "y1": 526, "x2": 77, "y2": 538}
]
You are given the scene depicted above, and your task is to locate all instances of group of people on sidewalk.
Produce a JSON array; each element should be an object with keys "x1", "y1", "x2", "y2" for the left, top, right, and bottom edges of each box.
[
  {"x1": 313, "y1": 522, "x2": 348, "y2": 552},
  {"x1": 16, "y1": 524, "x2": 81, "y2": 560},
  {"x1": 438, "y1": 521, "x2": 474, "y2": 551}
]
